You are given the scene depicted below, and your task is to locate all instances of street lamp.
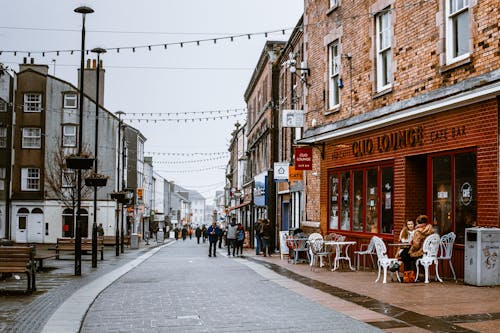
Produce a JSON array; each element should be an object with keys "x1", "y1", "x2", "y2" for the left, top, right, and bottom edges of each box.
[
  {"x1": 90, "y1": 47, "x2": 106, "y2": 268},
  {"x1": 74, "y1": 5, "x2": 94, "y2": 276},
  {"x1": 115, "y1": 110, "x2": 125, "y2": 256}
]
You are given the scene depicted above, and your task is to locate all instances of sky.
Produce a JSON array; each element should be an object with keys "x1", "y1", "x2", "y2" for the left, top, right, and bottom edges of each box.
[{"x1": 0, "y1": 0, "x2": 304, "y2": 202}]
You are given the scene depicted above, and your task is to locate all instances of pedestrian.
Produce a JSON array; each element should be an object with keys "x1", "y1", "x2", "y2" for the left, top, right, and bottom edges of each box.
[
  {"x1": 189, "y1": 227, "x2": 193, "y2": 239},
  {"x1": 195, "y1": 226, "x2": 202, "y2": 244},
  {"x1": 236, "y1": 223, "x2": 245, "y2": 257},
  {"x1": 218, "y1": 227, "x2": 224, "y2": 248},
  {"x1": 261, "y1": 219, "x2": 272, "y2": 257},
  {"x1": 226, "y1": 218, "x2": 238, "y2": 257},
  {"x1": 206, "y1": 222, "x2": 221, "y2": 257},
  {"x1": 201, "y1": 225, "x2": 207, "y2": 243},
  {"x1": 97, "y1": 223, "x2": 104, "y2": 237},
  {"x1": 181, "y1": 227, "x2": 188, "y2": 241},
  {"x1": 255, "y1": 219, "x2": 263, "y2": 255},
  {"x1": 174, "y1": 227, "x2": 179, "y2": 240}
]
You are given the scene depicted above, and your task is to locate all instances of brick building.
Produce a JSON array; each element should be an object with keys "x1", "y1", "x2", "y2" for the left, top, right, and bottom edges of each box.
[{"x1": 298, "y1": 0, "x2": 500, "y2": 277}]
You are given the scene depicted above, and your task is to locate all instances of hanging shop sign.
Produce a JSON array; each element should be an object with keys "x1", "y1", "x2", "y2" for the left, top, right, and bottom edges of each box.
[
  {"x1": 288, "y1": 166, "x2": 303, "y2": 182},
  {"x1": 294, "y1": 147, "x2": 313, "y2": 170},
  {"x1": 282, "y1": 109, "x2": 305, "y2": 128},
  {"x1": 274, "y1": 162, "x2": 289, "y2": 181}
]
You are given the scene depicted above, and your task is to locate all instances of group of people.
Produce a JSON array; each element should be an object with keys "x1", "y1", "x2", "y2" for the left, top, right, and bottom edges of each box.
[
  {"x1": 397, "y1": 214, "x2": 435, "y2": 275},
  {"x1": 205, "y1": 218, "x2": 245, "y2": 257},
  {"x1": 254, "y1": 218, "x2": 272, "y2": 257}
]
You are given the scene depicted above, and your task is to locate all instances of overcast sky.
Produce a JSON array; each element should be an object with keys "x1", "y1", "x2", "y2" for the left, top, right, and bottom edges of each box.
[{"x1": 0, "y1": 0, "x2": 303, "y2": 202}]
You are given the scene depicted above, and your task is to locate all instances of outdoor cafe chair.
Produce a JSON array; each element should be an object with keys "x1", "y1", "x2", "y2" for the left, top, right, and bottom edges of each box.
[
  {"x1": 415, "y1": 233, "x2": 443, "y2": 283},
  {"x1": 289, "y1": 237, "x2": 308, "y2": 264},
  {"x1": 309, "y1": 238, "x2": 331, "y2": 271},
  {"x1": 354, "y1": 238, "x2": 376, "y2": 271},
  {"x1": 438, "y1": 232, "x2": 456, "y2": 281},
  {"x1": 373, "y1": 236, "x2": 401, "y2": 283},
  {"x1": 307, "y1": 233, "x2": 323, "y2": 265}
]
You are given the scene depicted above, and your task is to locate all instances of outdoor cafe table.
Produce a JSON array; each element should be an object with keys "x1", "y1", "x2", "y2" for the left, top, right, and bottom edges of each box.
[{"x1": 324, "y1": 241, "x2": 357, "y2": 271}]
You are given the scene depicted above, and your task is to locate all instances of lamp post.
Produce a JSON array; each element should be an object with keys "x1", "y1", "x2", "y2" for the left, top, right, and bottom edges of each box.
[
  {"x1": 115, "y1": 110, "x2": 125, "y2": 256},
  {"x1": 74, "y1": 5, "x2": 94, "y2": 276},
  {"x1": 90, "y1": 47, "x2": 106, "y2": 268}
]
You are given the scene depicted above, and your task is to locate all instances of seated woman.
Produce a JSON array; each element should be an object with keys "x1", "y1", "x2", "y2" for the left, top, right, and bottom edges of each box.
[
  {"x1": 400, "y1": 215, "x2": 434, "y2": 271},
  {"x1": 396, "y1": 220, "x2": 415, "y2": 257}
]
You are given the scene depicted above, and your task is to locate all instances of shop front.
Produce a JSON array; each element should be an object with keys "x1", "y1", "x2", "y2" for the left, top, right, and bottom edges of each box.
[{"x1": 319, "y1": 99, "x2": 498, "y2": 278}]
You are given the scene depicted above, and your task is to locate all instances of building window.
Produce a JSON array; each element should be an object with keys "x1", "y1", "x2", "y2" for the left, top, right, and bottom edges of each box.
[
  {"x1": 63, "y1": 92, "x2": 77, "y2": 109},
  {"x1": 329, "y1": 164, "x2": 394, "y2": 234},
  {"x1": 22, "y1": 128, "x2": 41, "y2": 148},
  {"x1": 62, "y1": 125, "x2": 77, "y2": 147},
  {"x1": 446, "y1": 0, "x2": 470, "y2": 63},
  {"x1": 0, "y1": 127, "x2": 7, "y2": 148},
  {"x1": 0, "y1": 99, "x2": 7, "y2": 112},
  {"x1": 375, "y1": 8, "x2": 392, "y2": 92},
  {"x1": 21, "y1": 167, "x2": 40, "y2": 191},
  {"x1": 0, "y1": 167, "x2": 5, "y2": 191},
  {"x1": 431, "y1": 150, "x2": 476, "y2": 244},
  {"x1": 22, "y1": 128, "x2": 42, "y2": 149},
  {"x1": 328, "y1": 40, "x2": 340, "y2": 109},
  {"x1": 23, "y1": 93, "x2": 42, "y2": 112}
]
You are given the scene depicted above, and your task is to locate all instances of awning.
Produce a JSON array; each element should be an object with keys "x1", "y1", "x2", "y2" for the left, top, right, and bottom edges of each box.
[{"x1": 226, "y1": 201, "x2": 251, "y2": 212}]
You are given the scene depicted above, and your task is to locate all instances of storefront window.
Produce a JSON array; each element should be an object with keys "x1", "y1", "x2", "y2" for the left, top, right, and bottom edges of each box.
[
  {"x1": 366, "y1": 168, "x2": 378, "y2": 233},
  {"x1": 352, "y1": 171, "x2": 363, "y2": 231},
  {"x1": 454, "y1": 152, "x2": 476, "y2": 243},
  {"x1": 329, "y1": 174, "x2": 339, "y2": 229},
  {"x1": 340, "y1": 172, "x2": 351, "y2": 230},
  {"x1": 381, "y1": 167, "x2": 394, "y2": 234},
  {"x1": 432, "y1": 155, "x2": 452, "y2": 235}
]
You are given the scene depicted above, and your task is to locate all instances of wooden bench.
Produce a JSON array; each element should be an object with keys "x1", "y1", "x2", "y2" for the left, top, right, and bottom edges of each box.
[
  {"x1": 0, "y1": 246, "x2": 36, "y2": 293},
  {"x1": 55, "y1": 238, "x2": 104, "y2": 260},
  {"x1": 101, "y1": 235, "x2": 131, "y2": 246}
]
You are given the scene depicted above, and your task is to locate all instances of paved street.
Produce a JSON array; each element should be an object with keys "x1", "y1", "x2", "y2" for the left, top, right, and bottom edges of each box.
[{"x1": 80, "y1": 239, "x2": 379, "y2": 332}]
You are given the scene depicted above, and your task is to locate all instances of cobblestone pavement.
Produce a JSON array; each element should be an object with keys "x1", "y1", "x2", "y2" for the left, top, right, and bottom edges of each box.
[
  {"x1": 0, "y1": 241, "x2": 165, "y2": 333},
  {"x1": 81, "y1": 238, "x2": 381, "y2": 333}
]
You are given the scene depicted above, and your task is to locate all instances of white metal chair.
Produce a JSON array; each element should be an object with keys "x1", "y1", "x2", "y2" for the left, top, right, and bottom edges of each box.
[
  {"x1": 308, "y1": 239, "x2": 331, "y2": 271},
  {"x1": 415, "y1": 233, "x2": 443, "y2": 283},
  {"x1": 438, "y1": 232, "x2": 456, "y2": 281},
  {"x1": 373, "y1": 236, "x2": 401, "y2": 283},
  {"x1": 290, "y1": 237, "x2": 308, "y2": 264},
  {"x1": 354, "y1": 238, "x2": 376, "y2": 271},
  {"x1": 308, "y1": 233, "x2": 323, "y2": 265}
]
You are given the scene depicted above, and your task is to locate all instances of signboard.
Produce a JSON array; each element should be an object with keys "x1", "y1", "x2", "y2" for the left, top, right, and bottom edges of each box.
[
  {"x1": 254, "y1": 172, "x2": 266, "y2": 207},
  {"x1": 288, "y1": 165, "x2": 303, "y2": 182},
  {"x1": 282, "y1": 109, "x2": 305, "y2": 128},
  {"x1": 137, "y1": 188, "x2": 143, "y2": 200},
  {"x1": 294, "y1": 147, "x2": 313, "y2": 170},
  {"x1": 274, "y1": 162, "x2": 289, "y2": 181}
]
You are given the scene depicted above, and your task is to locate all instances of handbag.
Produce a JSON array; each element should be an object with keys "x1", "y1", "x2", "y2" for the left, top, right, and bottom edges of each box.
[{"x1": 403, "y1": 270, "x2": 415, "y2": 283}]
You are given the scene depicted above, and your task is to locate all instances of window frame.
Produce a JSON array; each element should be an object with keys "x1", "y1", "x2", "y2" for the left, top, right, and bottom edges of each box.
[
  {"x1": 0, "y1": 99, "x2": 7, "y2": 112},
  {"x1": 0, "y1": 126, "x2": 7, "y2": 148},
  {"x1": 23, "y1": 93, "x2": 42, "y2": 113},
  {"x1": 0, "y1": 167, "x2": 5, "y2": 191},
  {"x1": 445, "y1": 0, "x2": 470, "y2": 64},
  {"x1": 375, "y1": 8, "x2": 392, "y2": 92},
  {"x1": 62, "y1": 124, "x2": 77, "y2": 147},
  {"x1": 328, "y1": 40, "x2": 341, "y2": 110},
  {"x1": 63, "y1": 92, "x2": 78, "y2": 109},
  {"x1": 21, "y1": 167, "x2": 40, "y2": 191},
  {"x1": 21, "y1": 127, "x2": 42, "y2": 149}
]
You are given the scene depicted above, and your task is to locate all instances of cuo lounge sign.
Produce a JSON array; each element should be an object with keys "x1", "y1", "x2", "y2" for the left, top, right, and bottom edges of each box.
[
  {"x1": 352, "y1": 126, "x2": 424, "y2": 157},
  {"x1": 294, "y1": 147, "x2": 313, "y2": 170}
]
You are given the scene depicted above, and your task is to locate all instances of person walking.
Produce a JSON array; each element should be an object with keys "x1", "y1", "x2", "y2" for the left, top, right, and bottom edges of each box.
[
  {"x1": 173, "y1": 227, "x2": 179, "y2": 240},
  {"x1": 236, "y1": 223, "x2": 245, "y2": 257},
  {"x1": 255, "y1": 219, "x2": 263, "y2": 255},
  {"x1": 201, "y1": 225, "x2": 207, "y2": 243},
  {"x1": 206, "y1": 222, "x2": 221, "y2": 257},
  {"x1": 226, "y1": 218, "x2": 238, "y2": 257},
  {"x1": 181, "y1": 227, "x2": 188, "y2": 241},
  {"x1": 97, "y1": 223, "x2": 104, "y2": 237},
  {"x1": 218, "y1": 227, "x2": 224, "y2": 248},
  {"x1": 261, "y1": 219, "x2": 272, "y2": 257},
  {"x1": 195, "y1": 226, "x2": 202, "y2": 244}
]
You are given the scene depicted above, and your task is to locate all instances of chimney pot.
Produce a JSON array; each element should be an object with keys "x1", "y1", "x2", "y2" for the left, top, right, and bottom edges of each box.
[
  {"x1": 86, "y1": 59, "x2": 91, "y2": 68},
  {"x1": 30, "y1": 58, "x2": 34, "y2": 64},
  {"x1": 23, "y1": 57, "x2": 27, "y2": 64},
  {"x1": 92, "y1": 59, "x2": 96, "y2": 68}
]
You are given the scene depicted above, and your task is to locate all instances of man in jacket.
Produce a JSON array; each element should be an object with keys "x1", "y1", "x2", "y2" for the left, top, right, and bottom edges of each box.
[
  {"x1": 206, "y1": 222, "x2": 221, "y2": 257},
  {"x1": 226, "y1": 218, "x2": 238, "y2": 257}
]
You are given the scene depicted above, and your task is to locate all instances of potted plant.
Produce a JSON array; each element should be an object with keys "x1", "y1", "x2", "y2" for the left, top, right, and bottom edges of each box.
[
  {"x1": 110, "y1": 191, "x2": 127, "y2": 201},
  {"x1": 65, "y1": 152, "x2": 94, "y2": 170},
  {"x1": 85, "y1": 172, "x2": 109, "y2": 187}
]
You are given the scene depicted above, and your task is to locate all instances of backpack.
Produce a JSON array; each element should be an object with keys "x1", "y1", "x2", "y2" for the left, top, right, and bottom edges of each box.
[{"x1": 237, "y1": 230, "x2": 245, "y2": 241}]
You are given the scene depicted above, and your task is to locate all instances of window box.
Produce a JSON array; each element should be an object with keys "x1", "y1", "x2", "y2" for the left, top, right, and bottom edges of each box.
[
  {"x1": 85, "y1": 173, "x2": 109, "y2": 187},
  {"x1": 110, "y1": 191, "x2": 132, "y2": 204},
  {"x1": 65, "y1": 154, "x2": 94, "y2": 170}
]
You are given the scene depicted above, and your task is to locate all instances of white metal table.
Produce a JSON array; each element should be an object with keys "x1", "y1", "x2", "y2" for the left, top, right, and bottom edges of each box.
[{"x1": 324, "y1": 241, "x2": 357, "y2": 271}]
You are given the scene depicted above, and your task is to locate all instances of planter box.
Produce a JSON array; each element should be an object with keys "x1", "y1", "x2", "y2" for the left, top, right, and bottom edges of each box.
[
  {"x1": 110, "y1": 192, "x2": 126, "y2": 201},
  {"x1": 66, "y1": 156, "x2": 94, "y2": 170},
  {"x1": 85, "y1": 177, "x2": 108, "y2": 187}
]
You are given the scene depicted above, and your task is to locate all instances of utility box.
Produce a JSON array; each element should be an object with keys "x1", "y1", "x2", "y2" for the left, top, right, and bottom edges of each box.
[
  {"x1": 130, "y1": 233, "x2": 139, "y2": 249},
  {"x1": 464, "y1": 228, "x2": 500, "y2": 286},
  {"x1": 157, "y1": 230, "x2": 164, "y2": 244}
]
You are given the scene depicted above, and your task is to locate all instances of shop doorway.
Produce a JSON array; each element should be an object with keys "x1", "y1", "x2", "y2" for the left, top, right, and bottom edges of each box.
[
  {"x1": 281, "y1": 201, "x2": 289, "y2": 231},
  {"x1": 27, "y1": 208, "x2": 43, "y2": 243}
]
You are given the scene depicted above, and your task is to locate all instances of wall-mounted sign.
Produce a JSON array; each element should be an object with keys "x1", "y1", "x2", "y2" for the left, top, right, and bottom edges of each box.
[
  {"x1": 288, "y1": 166, "x2": 303, "y2": 182},
  {"x1": 282, "y1": 109, "x2": 305, "y2": 128},
  {"x1": 294, "y1": 147, "x2": 312, "y2": 170},
  {"x1": 274, "y1": 162, "x2": 289, "y2": 181}
]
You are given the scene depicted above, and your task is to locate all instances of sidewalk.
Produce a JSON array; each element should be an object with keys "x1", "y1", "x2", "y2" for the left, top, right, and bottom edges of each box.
[{"x1": 2, "y1": 241, "x2": 500, "y2": 332}]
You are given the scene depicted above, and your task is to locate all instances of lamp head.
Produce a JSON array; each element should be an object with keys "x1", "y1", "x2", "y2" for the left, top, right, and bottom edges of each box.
[
  {"x1": 74, "y1": 6, "x2": 94, "y2": 14},
  {"x1": 91, "y1": 47, "x2": 107, "y2": 55}
]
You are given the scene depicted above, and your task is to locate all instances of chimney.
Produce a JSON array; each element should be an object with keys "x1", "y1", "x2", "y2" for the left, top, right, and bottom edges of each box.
[
  {"x1": 78, "y1": 57, "x2": 106, "y2": 105},
  {"x1": 19, "y1": 58, "x2": 49, "y2": 75}
]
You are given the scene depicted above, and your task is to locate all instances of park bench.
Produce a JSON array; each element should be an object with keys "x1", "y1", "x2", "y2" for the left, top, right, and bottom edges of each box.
[
  {"x1": 101, "y1": 235, "x2": 131, "y2": 246},
  {"x1": 55, "y1": 237, "x2": 104, "y2": 260},
  {"x1": 0, "y1": 246, "x2": 36, "y2": 293}
]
